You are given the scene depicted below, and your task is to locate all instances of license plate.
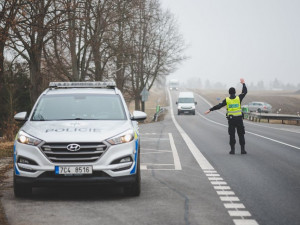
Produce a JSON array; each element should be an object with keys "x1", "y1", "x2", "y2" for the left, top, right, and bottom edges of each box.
[{"x1": 55, "y1": 166, "x2": 92, "y2": 175}]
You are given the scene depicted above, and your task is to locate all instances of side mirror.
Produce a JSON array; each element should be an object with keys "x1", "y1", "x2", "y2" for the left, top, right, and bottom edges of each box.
[
  {"x1": 176, "y1": 101, "x2": 178, "y2": 105},
  {"x1": 14, "y1": 112, "x2": 27, "y2": 121},
  {"x1": 195, "y1": 102, "x2": 197, "y2": 105},
  {"x1": 131, "y1": 111, "x2": 147, "y2": 121}
]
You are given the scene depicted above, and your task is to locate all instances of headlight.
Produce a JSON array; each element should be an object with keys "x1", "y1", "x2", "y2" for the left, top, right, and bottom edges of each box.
[
  {"x1": 106, "y1": 130, "x2": 134, "y2": 145},
  {"x1": 17, "y1": 131, "x2": 42, "y2": 146}
]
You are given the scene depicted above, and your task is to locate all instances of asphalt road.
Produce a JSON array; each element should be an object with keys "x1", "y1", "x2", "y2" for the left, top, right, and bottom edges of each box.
[{"x1": 1, "y1": 89, "x2": 299, "y2": 225}]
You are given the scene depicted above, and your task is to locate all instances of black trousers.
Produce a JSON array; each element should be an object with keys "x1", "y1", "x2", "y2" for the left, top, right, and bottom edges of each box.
[{"x1": 228, "y1": 116, "x2": 245, "y2": 146}]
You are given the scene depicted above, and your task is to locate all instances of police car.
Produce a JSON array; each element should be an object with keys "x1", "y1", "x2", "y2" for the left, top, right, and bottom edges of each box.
[{"x1": 13, "y1": 82, "x2": 147, "y2": 197}]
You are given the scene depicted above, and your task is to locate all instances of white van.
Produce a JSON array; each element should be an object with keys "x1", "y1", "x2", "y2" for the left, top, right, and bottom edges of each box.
[{"x1": 176, "y1": 92, "x2": 197, "y2": 115}]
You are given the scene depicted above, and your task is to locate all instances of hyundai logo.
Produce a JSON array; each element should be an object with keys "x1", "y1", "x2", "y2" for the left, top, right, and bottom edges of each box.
[{"x1": 67, "y1": 144, "x2": 81, "y2": 152}]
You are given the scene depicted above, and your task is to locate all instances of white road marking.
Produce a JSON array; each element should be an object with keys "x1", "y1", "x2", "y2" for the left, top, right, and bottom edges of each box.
[
  {"x1": 224, "y1": 203, "x2": 246, "y2": 209},
  {"x1": 217, "y1": 191, "x2": 235, "y2": 195},
  {"x1": 220, "y1": 196, "x2": 240, "y2": 201},
  {"x1": 233, "y1": 219, "x2": 259, "y2": 225},
  {"x1": 208, "y1": 177, "x2": 224, "y2": 181},
  {"x1": 144, "y1": 169, "x2": 178, "y2": 171},
  {"x1": 142, "y1": 138, "x2": 169, "y2": 141},
  {"x1": 168, "y1": 90, "x2": 214, "y2": 170},
  {"x1": 141, "y1": 165, "x2": 147, "y2": 170},
  {"x1": 168, "y1": 89, "x2": 259, "y2": 224},
  {"x1": 142, "y1": 163, "x2": 174, "y2": 165},
  {"x1": 169, "y1": 133, "x2": 182, "y2": 170},
  {"x1": 197, "y1": 112, "x2": 300, "y2": 150},
  {"x1": 203, "y1": 170, "x2": 218, "y2": 173},
  {"x1": 229, "y1": 211, "x2": 251, "y2": 217},
  {"x1": 214, "y1": 186, "x2": 231, "y2": 190},
  {"x1": 246, "y1": 131, "x2": 300, "y2": 150},
  {"x1": 244, "y1": 120, "x2": 300, "y2": 134},
  {"x1": 206, "y1": 173, "x2": 220, "y2": 177},
  {"x1": 211, "y1": 181, "x2": 227, "y2": 185},
  {"x1": 141, "y1": 148, "x2": 171, "y2": 151},
  {"x1": 141, "y1": 151, "x2": 172, "y2": 155},
  {"x1": 140, "y1": 133, "x2": 181, "y2": 170}
]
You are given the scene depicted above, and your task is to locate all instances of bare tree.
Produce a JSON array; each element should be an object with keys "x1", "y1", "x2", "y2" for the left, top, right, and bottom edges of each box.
[
  {"x1": 86, "y1": 0, "x2": 115, "y2": 81},
  {"x1": 44, "y1": 0, "x2": 92, "y2": 82},
  {"x1": 0, "y1": 0, "x2": 20, "y2": 86},
  {"x1": 127, "y1": 0, "x2": 186, "y2": 110},
  {"x1": 6, "y1": 0, "x2": 185, "y2": 109},
  {"x1": 9, "y1": 0, "x2": 64, "y2": 104}
]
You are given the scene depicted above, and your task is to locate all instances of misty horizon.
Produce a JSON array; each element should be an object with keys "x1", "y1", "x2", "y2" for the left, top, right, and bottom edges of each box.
[{"x1": 161, "y1": 0, "x2": 300, "y2": 87}]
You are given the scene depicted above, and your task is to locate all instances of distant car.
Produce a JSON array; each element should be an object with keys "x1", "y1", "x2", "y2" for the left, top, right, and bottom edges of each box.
[
  {"x1": 176, "y1": 92, "x2": 197, "y2": 115},
  {"x1": 248, "y1": 102, "x2": 272, "y2": 113},
  {"x1": 169, "y1": 79, "x2": 179, "y2": 91}
]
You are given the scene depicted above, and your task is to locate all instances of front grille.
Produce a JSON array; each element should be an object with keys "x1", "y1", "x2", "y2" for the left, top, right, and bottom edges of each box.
[{"x1": 40, "y1": 142, "x2": 108, "y2": 163}]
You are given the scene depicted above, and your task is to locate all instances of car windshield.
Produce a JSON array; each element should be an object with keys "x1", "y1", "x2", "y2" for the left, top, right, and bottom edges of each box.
[
  {"x1": 31, "y1": 94, "x2": 126, "y2": 121},
  {"x1": 178, "y1": 98, "x2": 194, "y2": 103}
]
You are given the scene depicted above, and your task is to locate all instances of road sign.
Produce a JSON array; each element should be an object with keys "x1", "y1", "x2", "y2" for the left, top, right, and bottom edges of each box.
[{"x1": 140, "y1": 87, "x2": 149, "y2": 102}]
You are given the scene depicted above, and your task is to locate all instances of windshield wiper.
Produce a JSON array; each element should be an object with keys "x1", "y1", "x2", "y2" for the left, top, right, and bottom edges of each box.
[{"x1": 32, "y1": 114, "x2": 45, "y2": 121}]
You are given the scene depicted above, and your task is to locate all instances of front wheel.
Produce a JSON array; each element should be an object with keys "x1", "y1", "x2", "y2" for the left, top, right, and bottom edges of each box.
[
  {"x1": 124, "y1": 150, "x2": 141, "y2": 197},
  {"x1": 14, "y1": 175, "x2": 32, "y2": 198}
]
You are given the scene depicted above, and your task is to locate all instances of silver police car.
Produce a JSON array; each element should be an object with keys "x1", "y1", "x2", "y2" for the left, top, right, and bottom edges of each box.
[{"x1": 13, "y1": 82, "x2": 146, "y2": 197}]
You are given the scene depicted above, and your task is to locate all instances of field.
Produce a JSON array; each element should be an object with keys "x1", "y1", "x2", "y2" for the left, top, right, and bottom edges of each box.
[{"x1": 194, "y1": 89, "x2": 300, "y2": 115}]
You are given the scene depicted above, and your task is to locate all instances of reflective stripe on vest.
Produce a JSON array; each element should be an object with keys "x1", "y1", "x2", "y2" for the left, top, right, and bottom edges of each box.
[{"x1": 226, "y1": 96, "x2": 242, "y2": 116}]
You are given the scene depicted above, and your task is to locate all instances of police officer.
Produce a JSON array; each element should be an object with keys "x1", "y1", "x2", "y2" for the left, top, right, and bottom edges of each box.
[{"x1": 205, "y1": 78, "x2": 247, "y2": 154}]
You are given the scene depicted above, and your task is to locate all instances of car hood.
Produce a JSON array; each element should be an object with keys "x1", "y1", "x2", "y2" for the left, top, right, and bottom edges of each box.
[{"x1": 21, "y1": 120, "x2": 132, "y2": 143}]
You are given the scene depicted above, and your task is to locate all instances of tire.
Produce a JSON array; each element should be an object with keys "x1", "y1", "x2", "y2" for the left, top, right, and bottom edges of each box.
[
  {"x1": 192, "y1": 110, "x2": 195, "y2": 115},
  {"x1": 14, "y1": 175, "x2": 32, "y2": 198},
  {"x1": 177, "y1": 110, "x2": 180, "y2": 115},
  {"x1": 124, "y1": 149, "x2": 141, "y2": 197},
  {"x1": 257, "y1": 108, "x2": 262, "y2": 113}
]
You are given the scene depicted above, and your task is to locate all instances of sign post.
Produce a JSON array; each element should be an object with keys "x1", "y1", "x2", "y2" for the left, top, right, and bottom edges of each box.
[{"x1": 140, "y1": 87, "x2": 149, "y2": 112}]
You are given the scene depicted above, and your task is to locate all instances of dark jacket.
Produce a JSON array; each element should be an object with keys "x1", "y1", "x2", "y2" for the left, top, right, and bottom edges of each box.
[{"x1": 209, "y1": 84, "x2": 247, "y2": 112}]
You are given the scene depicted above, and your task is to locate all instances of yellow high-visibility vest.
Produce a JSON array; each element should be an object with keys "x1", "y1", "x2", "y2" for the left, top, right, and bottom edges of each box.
[{"x1": 226, "y1": 96, "x2": 242, "y2": 116}]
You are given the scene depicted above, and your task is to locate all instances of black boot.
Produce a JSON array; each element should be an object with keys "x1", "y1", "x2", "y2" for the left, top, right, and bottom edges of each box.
[
  {"x1": 229, "y1": 145, "x2": 235, "y2": 154},
  {"x1": 241, "y1": 145, "x2": 247, "y2": 154}
]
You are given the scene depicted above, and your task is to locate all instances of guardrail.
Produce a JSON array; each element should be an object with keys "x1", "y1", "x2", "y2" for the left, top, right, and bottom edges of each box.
[
  {"x1": 244, "y1": 112, "x2": 300, "y2": 125},
  {"x1": 153, "y1": 106, "x2": 166, "y2": 122}
]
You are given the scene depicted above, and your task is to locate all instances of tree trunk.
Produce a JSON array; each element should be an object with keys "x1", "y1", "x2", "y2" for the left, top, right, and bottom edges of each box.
[
  {"x1": 0, "y1": 44, "x2": 4, "y2": 86},
  {"x1": 29, "y1": 55, "x2": 42, "y2": 105},
  {"x1": 141, "y1": 101, "x2": 145, "y2": 112},
  {"x1": 135, "y1": 95, "x2": 141, "y2": 110}
]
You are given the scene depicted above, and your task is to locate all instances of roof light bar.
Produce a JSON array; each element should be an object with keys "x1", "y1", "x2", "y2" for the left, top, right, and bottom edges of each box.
[{"x1": 49, "y1": 82, "x2": 116, "y2": 89}]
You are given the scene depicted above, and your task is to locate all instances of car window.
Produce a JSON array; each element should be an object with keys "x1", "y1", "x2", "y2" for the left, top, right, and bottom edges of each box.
[
  {"x1": 31, "y1": 94, "x2": 127, "y2": 121},
  {"x1": 178, "y1": 98, "x2": 194, "y2": 103}
]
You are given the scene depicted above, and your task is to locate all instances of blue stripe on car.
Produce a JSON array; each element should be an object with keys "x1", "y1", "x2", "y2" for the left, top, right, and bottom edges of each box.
[
  {"x1": 14, "y1": 143, "x2": 20, "y2": 175},
  {"x1": 130, "y1": 139, "x2": 139, "y2": 174}
]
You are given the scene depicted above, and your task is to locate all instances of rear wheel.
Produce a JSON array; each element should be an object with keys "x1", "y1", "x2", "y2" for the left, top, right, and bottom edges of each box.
[
  {"x1": 124, "y1": 150, "x2": 141, "y2": 197},
  {"x1": 14, "y1": 175, "x2": 32, "y2": 198}
]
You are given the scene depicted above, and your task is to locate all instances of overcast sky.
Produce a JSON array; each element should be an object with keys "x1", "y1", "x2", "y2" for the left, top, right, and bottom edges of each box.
[{"x1": 160, "y1": 0, "x2": 300, "y2": 87}]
